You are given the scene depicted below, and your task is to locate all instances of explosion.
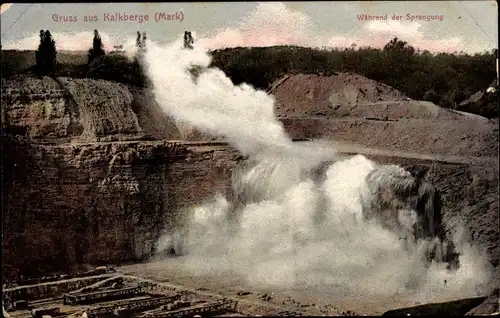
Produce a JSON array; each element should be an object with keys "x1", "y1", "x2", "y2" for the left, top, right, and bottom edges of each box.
[{"x1": 136, "y1": 35, "x2": 493, "y2": 304}]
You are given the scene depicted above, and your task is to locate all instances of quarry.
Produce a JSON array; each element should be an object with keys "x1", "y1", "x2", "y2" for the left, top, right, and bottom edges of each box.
[{"x1": 2, "y1": 40, "x2": 499, "y2": 317}]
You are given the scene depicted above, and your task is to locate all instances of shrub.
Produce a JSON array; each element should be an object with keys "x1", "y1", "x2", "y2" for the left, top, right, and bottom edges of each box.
[{"x1": 87, "y1": 54, "x2": 146, "y2": 87}]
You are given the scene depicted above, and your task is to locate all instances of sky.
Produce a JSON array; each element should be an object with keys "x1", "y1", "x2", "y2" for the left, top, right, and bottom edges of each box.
[{"x1": 0, "y1": 2, "x2": 497, "y2": 53}]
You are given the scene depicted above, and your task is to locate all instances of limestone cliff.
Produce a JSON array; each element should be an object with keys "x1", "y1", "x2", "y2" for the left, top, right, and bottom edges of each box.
[
  {"x1": 1, "y1": 75, "x2": 182, "y2": 143},
  {"x1": 1, "y1": 75, "x2": 237, "y2": 280},
  {"x1": 2, "y1": 74, "x2": 498, "y2": 284},
  {"x1": 2, "y1": 138, "x2": 241, "y2": 280}
]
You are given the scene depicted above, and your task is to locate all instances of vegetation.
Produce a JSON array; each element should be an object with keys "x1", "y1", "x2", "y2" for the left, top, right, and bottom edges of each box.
[
  {"x1": 35, "y1": 30, "x2": 57, "y2": 75},
  {"x1": 1, "y1": 34, "x2": 497, "y2": 115},
  {"x1": 209, "y1": 39, "x2": 497, "y2": 111},
  {"x1": 86, "y1": 54, "x2": 146, "y2": 87},
  {"x1": 85, "y1": 31, "x2": 148, "y2": 87},
  {"x1": 136, "y1": 31, "x2": 147, "y2": 51},
  {"x1": 87, "y1": 29, "x2": 105, "y2": 65}
]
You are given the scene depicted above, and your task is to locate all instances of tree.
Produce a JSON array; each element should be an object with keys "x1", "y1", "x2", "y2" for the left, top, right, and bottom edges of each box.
[
  {"x1": 383, "y1": 37, "x2": 415, "y2": 56},
  {"x1": 135, "y1": 31, "x2": 147, "y2": 52},
  {"x1": 423, "y1": 89, "x2": 440, "y2": 104},
  {"x1": 141, "y1": 32, "x2": 147, "y2": 50},
  {"x1": 35, "y1": 30, "x2": 44, "y2": 68},
  {"x1": 381, "y1": 37, "x2": 416, "y2": 90},
  {"x1": 132, "y1": 31, "x2": 147, "y2": 87},
  {"x1": 184, "y1": 31, "x2": 194, "y2": 49},
  {"x1": 136, "y1": 31, "x2": 141, "y2": 48},
  {"x1": 88, "y1": 29, "x2": 105, "y2": 64},
  {"x1": 35, "y1": 30, "x2": 57, "y2": 76},
  {"x1": 87, "y1": 54, "x2": 146, "y2": 87}
]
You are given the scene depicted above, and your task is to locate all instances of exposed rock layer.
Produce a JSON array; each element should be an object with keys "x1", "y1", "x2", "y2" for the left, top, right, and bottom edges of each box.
[
  {"x1": 2, "y1": 139, "x2": 241, "y2": 280},
  {"x1": 2, "y1": 74, "x2": 497, "y2": 288}
]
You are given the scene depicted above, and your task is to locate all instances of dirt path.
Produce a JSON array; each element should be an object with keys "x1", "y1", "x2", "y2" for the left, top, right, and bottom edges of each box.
[
  {"x1": 61, "y1": 139, "x2": 497, "y2": 166},
  {"x1": 326, "y1": 140, "x2": 497, "y2": 166}
]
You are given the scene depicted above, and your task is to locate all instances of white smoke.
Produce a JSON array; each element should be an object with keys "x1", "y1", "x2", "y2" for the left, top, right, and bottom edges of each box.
[{"x1": 142, "y1": 37, "x2": 493, "y2": 308}]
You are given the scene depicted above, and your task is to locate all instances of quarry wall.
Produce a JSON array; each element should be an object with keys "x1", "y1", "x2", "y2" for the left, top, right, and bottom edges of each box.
[
  {"x1": 2, "y1": 140, "x2": 241, "y2": 280},
  {"x1": 3, "y1": 139, "x2": 497, "y2": 280},
  {"x1": 2, "y1": 74, "x2": 497, "y2": 283}
]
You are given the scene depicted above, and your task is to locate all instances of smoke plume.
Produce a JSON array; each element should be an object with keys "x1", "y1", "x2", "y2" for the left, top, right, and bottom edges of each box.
[{"x1": 141, "y1": 37, "x2": 493, "y2": 307}]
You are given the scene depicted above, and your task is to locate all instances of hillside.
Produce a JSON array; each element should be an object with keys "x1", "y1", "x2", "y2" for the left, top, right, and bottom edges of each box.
[
  {"x1": 268, "y1": 72, "x2": 483, "y2": 120},
  {"x1": 209, "y1": 45, "x2": 497, "y2": 116},
  {"x1": 3, "y1": 63, "x2": 498, "y2": 157},
  {"x1": 2, "y1": 42, "x2": 498, "y2": 118}
]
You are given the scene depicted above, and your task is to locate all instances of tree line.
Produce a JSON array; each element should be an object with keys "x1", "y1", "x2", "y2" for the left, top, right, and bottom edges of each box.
[
  {"x1": 1, "y1": 30, "x2": 497, "y2": 115},
  {"x1": 28, "y1": 30, "x2": 147, "y2": 86},
  {"x1": 209, "y1": 39, "x2": 497, "y2": 111}
]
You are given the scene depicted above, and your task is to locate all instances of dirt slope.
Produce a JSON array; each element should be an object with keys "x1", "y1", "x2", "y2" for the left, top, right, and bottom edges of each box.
[
  {"x1": 268, "y1": 72, "x2": 483, "y2": 121},
  {"x1": 281, "y1": 117, "x2": 498, "y2": 158},
  {"x1": 269, "y1": 72, "x2": 497, "y2": 159}
]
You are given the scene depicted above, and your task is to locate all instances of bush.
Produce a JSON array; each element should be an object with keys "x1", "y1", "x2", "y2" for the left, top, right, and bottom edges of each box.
[{"x1": 87, "y1": 54, "x2": 146, "y2": 87}]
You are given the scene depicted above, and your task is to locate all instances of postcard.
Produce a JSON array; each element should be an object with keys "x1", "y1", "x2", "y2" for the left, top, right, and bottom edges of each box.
[{"x1": 1, "y1": 2, "x2": 498, "y2": 317}]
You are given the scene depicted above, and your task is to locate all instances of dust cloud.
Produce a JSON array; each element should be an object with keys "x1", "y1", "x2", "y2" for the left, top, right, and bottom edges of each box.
[{"x1": 139, "y1": 37, "x2": 493, "y2": 304}]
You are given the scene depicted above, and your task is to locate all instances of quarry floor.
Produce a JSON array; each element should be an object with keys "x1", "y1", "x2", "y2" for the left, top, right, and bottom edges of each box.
[
  {"x1": 114, "y1": 140, "x2": 498, "y2": 316},
  {"x1": 117, "y1": 259, "x2": 473, "y2": 316}
]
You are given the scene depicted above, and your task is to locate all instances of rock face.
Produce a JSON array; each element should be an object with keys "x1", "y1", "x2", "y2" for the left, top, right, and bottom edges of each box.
[
  {"x1": 0, "y1": 75, "x2": 234, "y2": 280},
  {"x1": 2, "y1": 73, "x2": 497, "y2": 293},
  {"x1": 2, "y1": 138, "x2": 241, "y2": 280},
  {"x1": 367, "y1": 155, "x2": 499, "y2": 269},
  {"x1": 1, "y1": 76, "x2": 181, "y2": 143},
  {"x1": 466, "y1": 288, "x2": 499, "y2": 315}
]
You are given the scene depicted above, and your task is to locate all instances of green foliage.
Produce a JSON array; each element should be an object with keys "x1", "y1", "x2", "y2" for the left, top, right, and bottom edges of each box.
[
  {"x1": 86, "y1": 54, "x2": 146, "y2": 87},
  {"x1": 35, "y1": 30, "x2": 57, "y2": 75},
  {"x1": 209, "y1": 39, "x2": 496, "y2": 113},
  {"x1": 88, "y1": 29, "x2": 105, "y2": 65},
  {"x1": 1, "y1": 50, "x2": 25, "y2": 77}
]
